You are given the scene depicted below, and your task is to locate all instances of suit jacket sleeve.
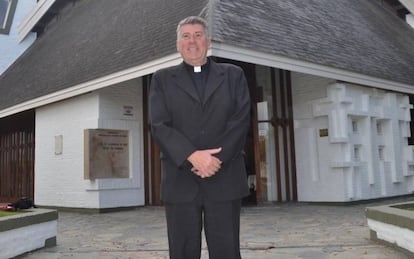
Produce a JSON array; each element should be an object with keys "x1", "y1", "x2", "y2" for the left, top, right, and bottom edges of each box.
[
  {"x1": 212, "y1": 67, "x2": 251, "y2": 167},
  {"x1": 149, "y1": 71, "x2": 196, "y2": 167}
]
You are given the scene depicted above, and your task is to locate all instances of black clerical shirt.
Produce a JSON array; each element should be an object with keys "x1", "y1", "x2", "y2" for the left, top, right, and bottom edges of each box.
[{"x1": 184, "y1": 59, "x2": 210, "y2": 101}]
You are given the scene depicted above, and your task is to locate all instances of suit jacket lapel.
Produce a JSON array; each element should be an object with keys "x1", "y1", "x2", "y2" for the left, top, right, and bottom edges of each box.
[
  {"x1": 171, "y1": 63, "x2": 200, "y2": 102},
  {"x1": 171, "y1": 60, "x2": 225, "y2": 104},
  {"x1": 203, "y1": 60, "x2": 224, "y2": 104}
]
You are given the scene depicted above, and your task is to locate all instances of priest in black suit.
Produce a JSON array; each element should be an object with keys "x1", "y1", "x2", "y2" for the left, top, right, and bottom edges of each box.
[{"x1": 149, "y1": 16, "x2": 251, "y2": 259}]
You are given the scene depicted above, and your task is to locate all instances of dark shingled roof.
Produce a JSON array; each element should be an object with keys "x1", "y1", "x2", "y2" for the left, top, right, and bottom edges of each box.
[
  {"x1": 0, "y1": 0, "x2": 208, "y2": 111},
  {"x1": 211, "y1": 0, "x2": 414, "y2": 86},
  {"x1": 1, "y1": 0, "x2": 414, "y2": 112}
]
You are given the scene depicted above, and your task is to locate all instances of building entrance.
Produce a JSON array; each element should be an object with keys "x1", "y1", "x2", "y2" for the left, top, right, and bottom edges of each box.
[
  {"x1": 143, "y1": 59, "x2": 298, "y2": 205},
  {"x1": 253, "y1": 66, "x2": 297, "y2": 202},
  {"x1": 0, "y1": 110, "x2": 35, "y2": 203}
]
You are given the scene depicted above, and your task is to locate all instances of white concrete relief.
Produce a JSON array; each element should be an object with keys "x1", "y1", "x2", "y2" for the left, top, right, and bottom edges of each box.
[{"x1": 292, "y1": 72, "x2": 414, "y2": 202}]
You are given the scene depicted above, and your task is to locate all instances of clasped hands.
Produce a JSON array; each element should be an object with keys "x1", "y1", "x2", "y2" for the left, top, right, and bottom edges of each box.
[{"x1": 187, "y1": 147, "x2": 222, "y2": 178}]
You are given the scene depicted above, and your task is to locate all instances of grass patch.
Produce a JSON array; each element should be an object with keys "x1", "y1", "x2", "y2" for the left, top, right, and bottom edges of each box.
[{"x1": 0, "y1": 211, "x2": 19, "y2": 217}]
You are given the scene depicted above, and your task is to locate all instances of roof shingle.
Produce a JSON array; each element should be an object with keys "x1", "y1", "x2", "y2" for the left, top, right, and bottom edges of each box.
[
  {"x1": 0, "y1": 0, "x2": 207, "y2": 110},
  {"x1": 212, "y1": 0, "x2": 414, "y2": 85}
]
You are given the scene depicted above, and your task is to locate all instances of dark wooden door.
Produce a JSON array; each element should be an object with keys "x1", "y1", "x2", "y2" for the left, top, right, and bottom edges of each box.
[
  {"x1": 254, "y1": 68, "x2": 297, "y2": 202},
  {"x1": 0, "y1": 110, "x2": 35, "y2": 203},
  {"x1": 143, "y1": 75, "x2": 163, "y2": 205}
]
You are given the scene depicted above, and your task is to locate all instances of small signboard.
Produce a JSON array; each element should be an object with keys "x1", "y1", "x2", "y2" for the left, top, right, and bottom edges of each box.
[{"x1": 319, "y1": 128, "x2": 328, "y2": 137}]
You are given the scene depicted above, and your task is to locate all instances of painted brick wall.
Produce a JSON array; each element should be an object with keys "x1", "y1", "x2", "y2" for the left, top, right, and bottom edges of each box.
[
  {"x1": 292, "y1": 72, "x2": 414, "y2": 202},
  {"x1": 35, "y1": 92, "x2": 100, "y2": 208},
  {"x1": 95, "y1": 79, "x2": 145, "y2": 208},
  {"x1": 35, "y1": 78, "x2": 145, "y2": 208},
  {"x1": 0, "y1": 0, "x2": 36, "y2": 74}
]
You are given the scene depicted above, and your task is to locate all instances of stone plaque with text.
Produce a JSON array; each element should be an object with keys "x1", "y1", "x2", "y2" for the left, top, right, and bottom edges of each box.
[{"x1": 84, "y1": 129, "x2": 129, "y2": 179}]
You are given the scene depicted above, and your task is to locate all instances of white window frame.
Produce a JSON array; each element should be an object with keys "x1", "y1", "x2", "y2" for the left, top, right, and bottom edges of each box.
[{"x1": 0, "y1": 0, "x2": 18, "y2": 35}]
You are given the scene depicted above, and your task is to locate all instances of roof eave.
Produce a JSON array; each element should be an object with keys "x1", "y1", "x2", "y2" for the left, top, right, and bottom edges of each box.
[
  {"x1": 211, "y1": 42, "x2": 414, "y2": 94},
  {"x1": 0, "y1": 52, "x2": 183, "y2": 119}
]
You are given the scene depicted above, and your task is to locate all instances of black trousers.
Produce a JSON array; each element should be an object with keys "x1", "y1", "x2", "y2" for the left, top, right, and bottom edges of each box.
[{"x1": 165, "y1": 192, "x2": 242, "y2": 259}]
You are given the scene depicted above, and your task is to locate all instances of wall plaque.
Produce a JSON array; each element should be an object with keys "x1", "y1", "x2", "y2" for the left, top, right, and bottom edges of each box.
[
  {"x1": 84, "y1": 129, "x2": 129, "y2": 179},
  {"x1": 319, "y1": 128, "x2": 329, "y2": 137}
]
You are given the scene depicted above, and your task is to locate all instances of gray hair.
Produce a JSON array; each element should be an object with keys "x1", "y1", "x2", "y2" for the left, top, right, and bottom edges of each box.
[{"x1": 176, "y1": 16, "x2": 209, "y2": 40}]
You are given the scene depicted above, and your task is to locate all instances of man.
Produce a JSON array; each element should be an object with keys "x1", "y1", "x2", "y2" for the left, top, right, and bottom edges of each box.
[{"x1": 149, "y1": 16, "x2": 251, "y2": 259}]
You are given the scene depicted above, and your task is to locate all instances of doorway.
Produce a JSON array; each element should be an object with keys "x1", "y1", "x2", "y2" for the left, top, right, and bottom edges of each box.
[
  {"x1": 254, "y1": 65, "x2": 297, "y2": 202},
  {"x1": 217, "y1": 59, "x2": 298, "y2": 202},
  {"x1": 0, "y1": 110, "x2": 35, "y2": 203},
  {"x1": 142, "y1": 60, "x2": 298, "y2": 205},
  {"x1": 143, "y1": 75, "x2": 163, "y2": 205}
]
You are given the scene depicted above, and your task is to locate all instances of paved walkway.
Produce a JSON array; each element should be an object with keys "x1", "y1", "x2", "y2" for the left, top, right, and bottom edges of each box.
[{"x1": 21, "y1": 197, "x2": 413, "y2": 259}]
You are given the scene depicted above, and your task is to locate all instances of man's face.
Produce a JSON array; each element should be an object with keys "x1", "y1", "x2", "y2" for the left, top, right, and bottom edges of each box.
[{"x1": 176, "y1": 24, "x2": 211, "y2": 66}]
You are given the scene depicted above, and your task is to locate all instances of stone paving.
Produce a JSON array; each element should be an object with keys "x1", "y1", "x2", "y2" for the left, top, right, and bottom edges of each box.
[{"x1": 20, "y1": 197, "x2": 414, "y2": 259}]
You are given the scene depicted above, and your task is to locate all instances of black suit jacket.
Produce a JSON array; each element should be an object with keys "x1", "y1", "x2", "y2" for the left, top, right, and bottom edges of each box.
[{"x1": 149, "y1": 60, "x2": 251, "y2": 203}]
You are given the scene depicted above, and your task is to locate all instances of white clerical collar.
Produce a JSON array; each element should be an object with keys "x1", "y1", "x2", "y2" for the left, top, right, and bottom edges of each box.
[{"x1": 194, "y1": 66, "x2": 201, "y2": 73}]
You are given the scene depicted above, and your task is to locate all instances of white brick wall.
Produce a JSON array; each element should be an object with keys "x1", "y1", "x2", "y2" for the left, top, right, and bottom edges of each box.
[
  {"x1": 0, "y1": 0, "x2": 36, "y2": 74},
  {"x1": 95, "y1": 79, "x2": 145, "y2": 208},
  {"x1": 292, "y1": 72, "x2": 414, "y2": 202},
  {"x1": 35, "y1": 78, "x2": 145, "y2": 208}
]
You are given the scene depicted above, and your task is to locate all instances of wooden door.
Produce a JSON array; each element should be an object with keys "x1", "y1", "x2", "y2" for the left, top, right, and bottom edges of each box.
[
  {"x1": 254, "y1": 67, "x2": 297, "y2": 202},
  {"x1": 0, "y1": 110, "x2": 35, "y2": 203},
  {"x1": 143, "y1": 75, "x2": 162, "y2": 205}
]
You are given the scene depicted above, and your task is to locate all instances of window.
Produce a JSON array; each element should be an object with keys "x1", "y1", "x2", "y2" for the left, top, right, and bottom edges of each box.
[{"x1": 0, "y1": 0, "x2": 17, "y2": 35}]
